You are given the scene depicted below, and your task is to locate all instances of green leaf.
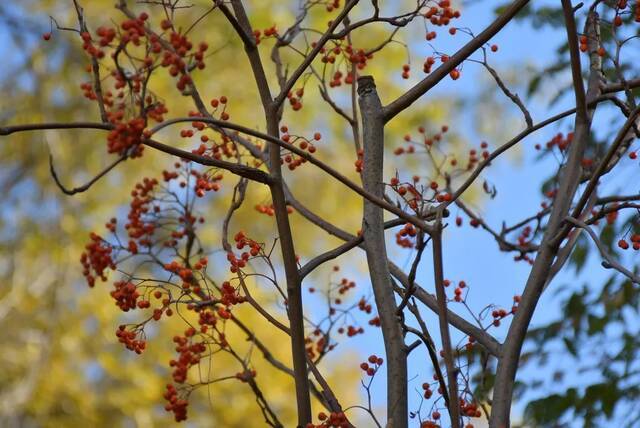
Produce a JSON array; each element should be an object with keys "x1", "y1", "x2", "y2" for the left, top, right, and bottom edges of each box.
[
  {"x1": 600, "y1": 225, "x2": 615, "y2": 249},
  {"x1": 582, "y1": 383, "x2": 619, "y2": 418},
  {"x1": 569, "y1": 239, "x2": 588, "y2": 273},
  {"x1": 563, "y1": 336, "x2": 577, "y2": 357},
  {"x1": 565, "y1": 291, "x2": 586, "y2": 334},
  {"x1": 586, "y1": 314, "x2": 607, "y2": 335},
  {"x1": 524, "y1": 388, "x2": 578, "y2": 424}
]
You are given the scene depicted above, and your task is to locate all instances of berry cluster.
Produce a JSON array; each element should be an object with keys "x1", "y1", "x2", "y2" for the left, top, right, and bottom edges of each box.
[
  {"x1": 359, "y1": 354, "x2": 383, "y2": 377},
  {"x1": 235, "y1": 368, "x2": 257, "y2": 382},
  {"x1": 192, "y1": 169, "x2": 222, "y2": 197},
  {"x1": 208, "y1": 97, "x2": 230, "y2": 120},
  {"x1": 225, "y1": 231, "x2": 263, "y2": 274},
  {"x1": 421, "y1": 381, "x2": 434, "y2": 399},
  {"x1": 115, "y1": 325, "x2": 146, "y2": 354},
  {"x1": 307, "y1": 411, "x2": 349, "y2": 428},
  {"x1": 490, "y1": 297, "x2": 520, "y2": 328},
  {"x1": 324, "y1": 0, "x2": 341, "y2": 13},
  {"x1": 396, "y1": 222, "x2": 418, "y2": 248},
  {"x1": 126, "y1": 177, "x2": 159, "y2": 245},
  {"x1": 279, "y1": 125, "x2": 319, "y2": 170},
  {"x1": 305, "y1": 330, "x2": 332, "y2": 360},
  {"x1": 106, "y1": 117, "x2": 146, "y2": 157},
  {"x1": 616, "y1": 230, "x2": 633, "y2": 249},
  {"x1": 452, "y1": 280, "x2": 466, "y2": 303},
  {"x1": 354, "y1": 148, "x2": 364, "y2": 173},
  {"x1": 170, "y1": 328, "x2": 207, "y2": 383},
  {"x1": 220, "y1": 281, "x2": 245, "y2": 306},
  {"x1": 163, "y1": 383, "x2": 188, "y2": 422},
  {"x1": 110, "y1": 281, "x2": 140, "y2": 311},
  {"x1": 80, "y1": 233, "x2": 115, "y2": 287},
  {"x1": 253, "y1": 25, "x2": 279, "y2": 45},
  {"x1": 535, "y1": 131, "x2": 573, "y2": 152}
]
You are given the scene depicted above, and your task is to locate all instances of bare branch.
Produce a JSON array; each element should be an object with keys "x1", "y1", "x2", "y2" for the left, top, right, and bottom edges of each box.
[
  {"x1": 384, "y1": 0, "x2": 531, "y2": 122},
  {"x1": 148, "y1": 116, "x2": 434, "y2": 230},
  {"x1": 273, "y1": 0, "x2": 359, "y2": 108},
  {"x1": 48, "y1": 151, "x2": 127, "y2": 196},
  {"x1": 222, "y1": 178, "x2": 248, "y2": 252},
  {"x1": 283, "y1": 185, "x2": 503, "y2": 357},
  {"x1": 0, "y1": 121, "x2": 272, "y2": 184},
  {"x1": 72, "y1": 0, "x2": 108, "y2": 122},
  {"x1": 483, "y1": 61, "x2": 533, "y2": 127},
  {"x1": 567, "y1": 106, "x2": 640, "y2": 228},
  {"x1": 299, "y1": 219, "x2": 404, "y2": 279},
  {"x1": 565, "y1": 216, "x2": 640, "y2": 285},
  {"x1": 0, "y1": 122, "x2": 112, "y2": 135},
  {"x1": 431, "y1": 219, "x2": 461, "y2": 428}
]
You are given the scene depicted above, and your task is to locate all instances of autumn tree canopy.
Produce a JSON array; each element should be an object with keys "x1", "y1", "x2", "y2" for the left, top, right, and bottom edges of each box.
[{"x1": 2, "y1": 1, "x2": 640, "y2": 427}]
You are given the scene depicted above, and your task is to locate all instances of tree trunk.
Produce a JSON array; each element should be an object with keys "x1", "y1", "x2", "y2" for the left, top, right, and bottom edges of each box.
[{"x1": 358, "y1": 75, "x2": 408, "y2": 428}]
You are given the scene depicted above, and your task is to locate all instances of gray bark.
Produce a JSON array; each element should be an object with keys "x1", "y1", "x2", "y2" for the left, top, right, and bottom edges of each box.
[{"x1": 358, "y1": 76, "x2": 408, "y2": 428}]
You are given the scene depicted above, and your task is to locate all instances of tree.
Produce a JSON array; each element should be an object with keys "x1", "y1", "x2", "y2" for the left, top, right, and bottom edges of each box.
[{"x1": 1, "y1": 0, "x2": 640, "y2": 427}]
